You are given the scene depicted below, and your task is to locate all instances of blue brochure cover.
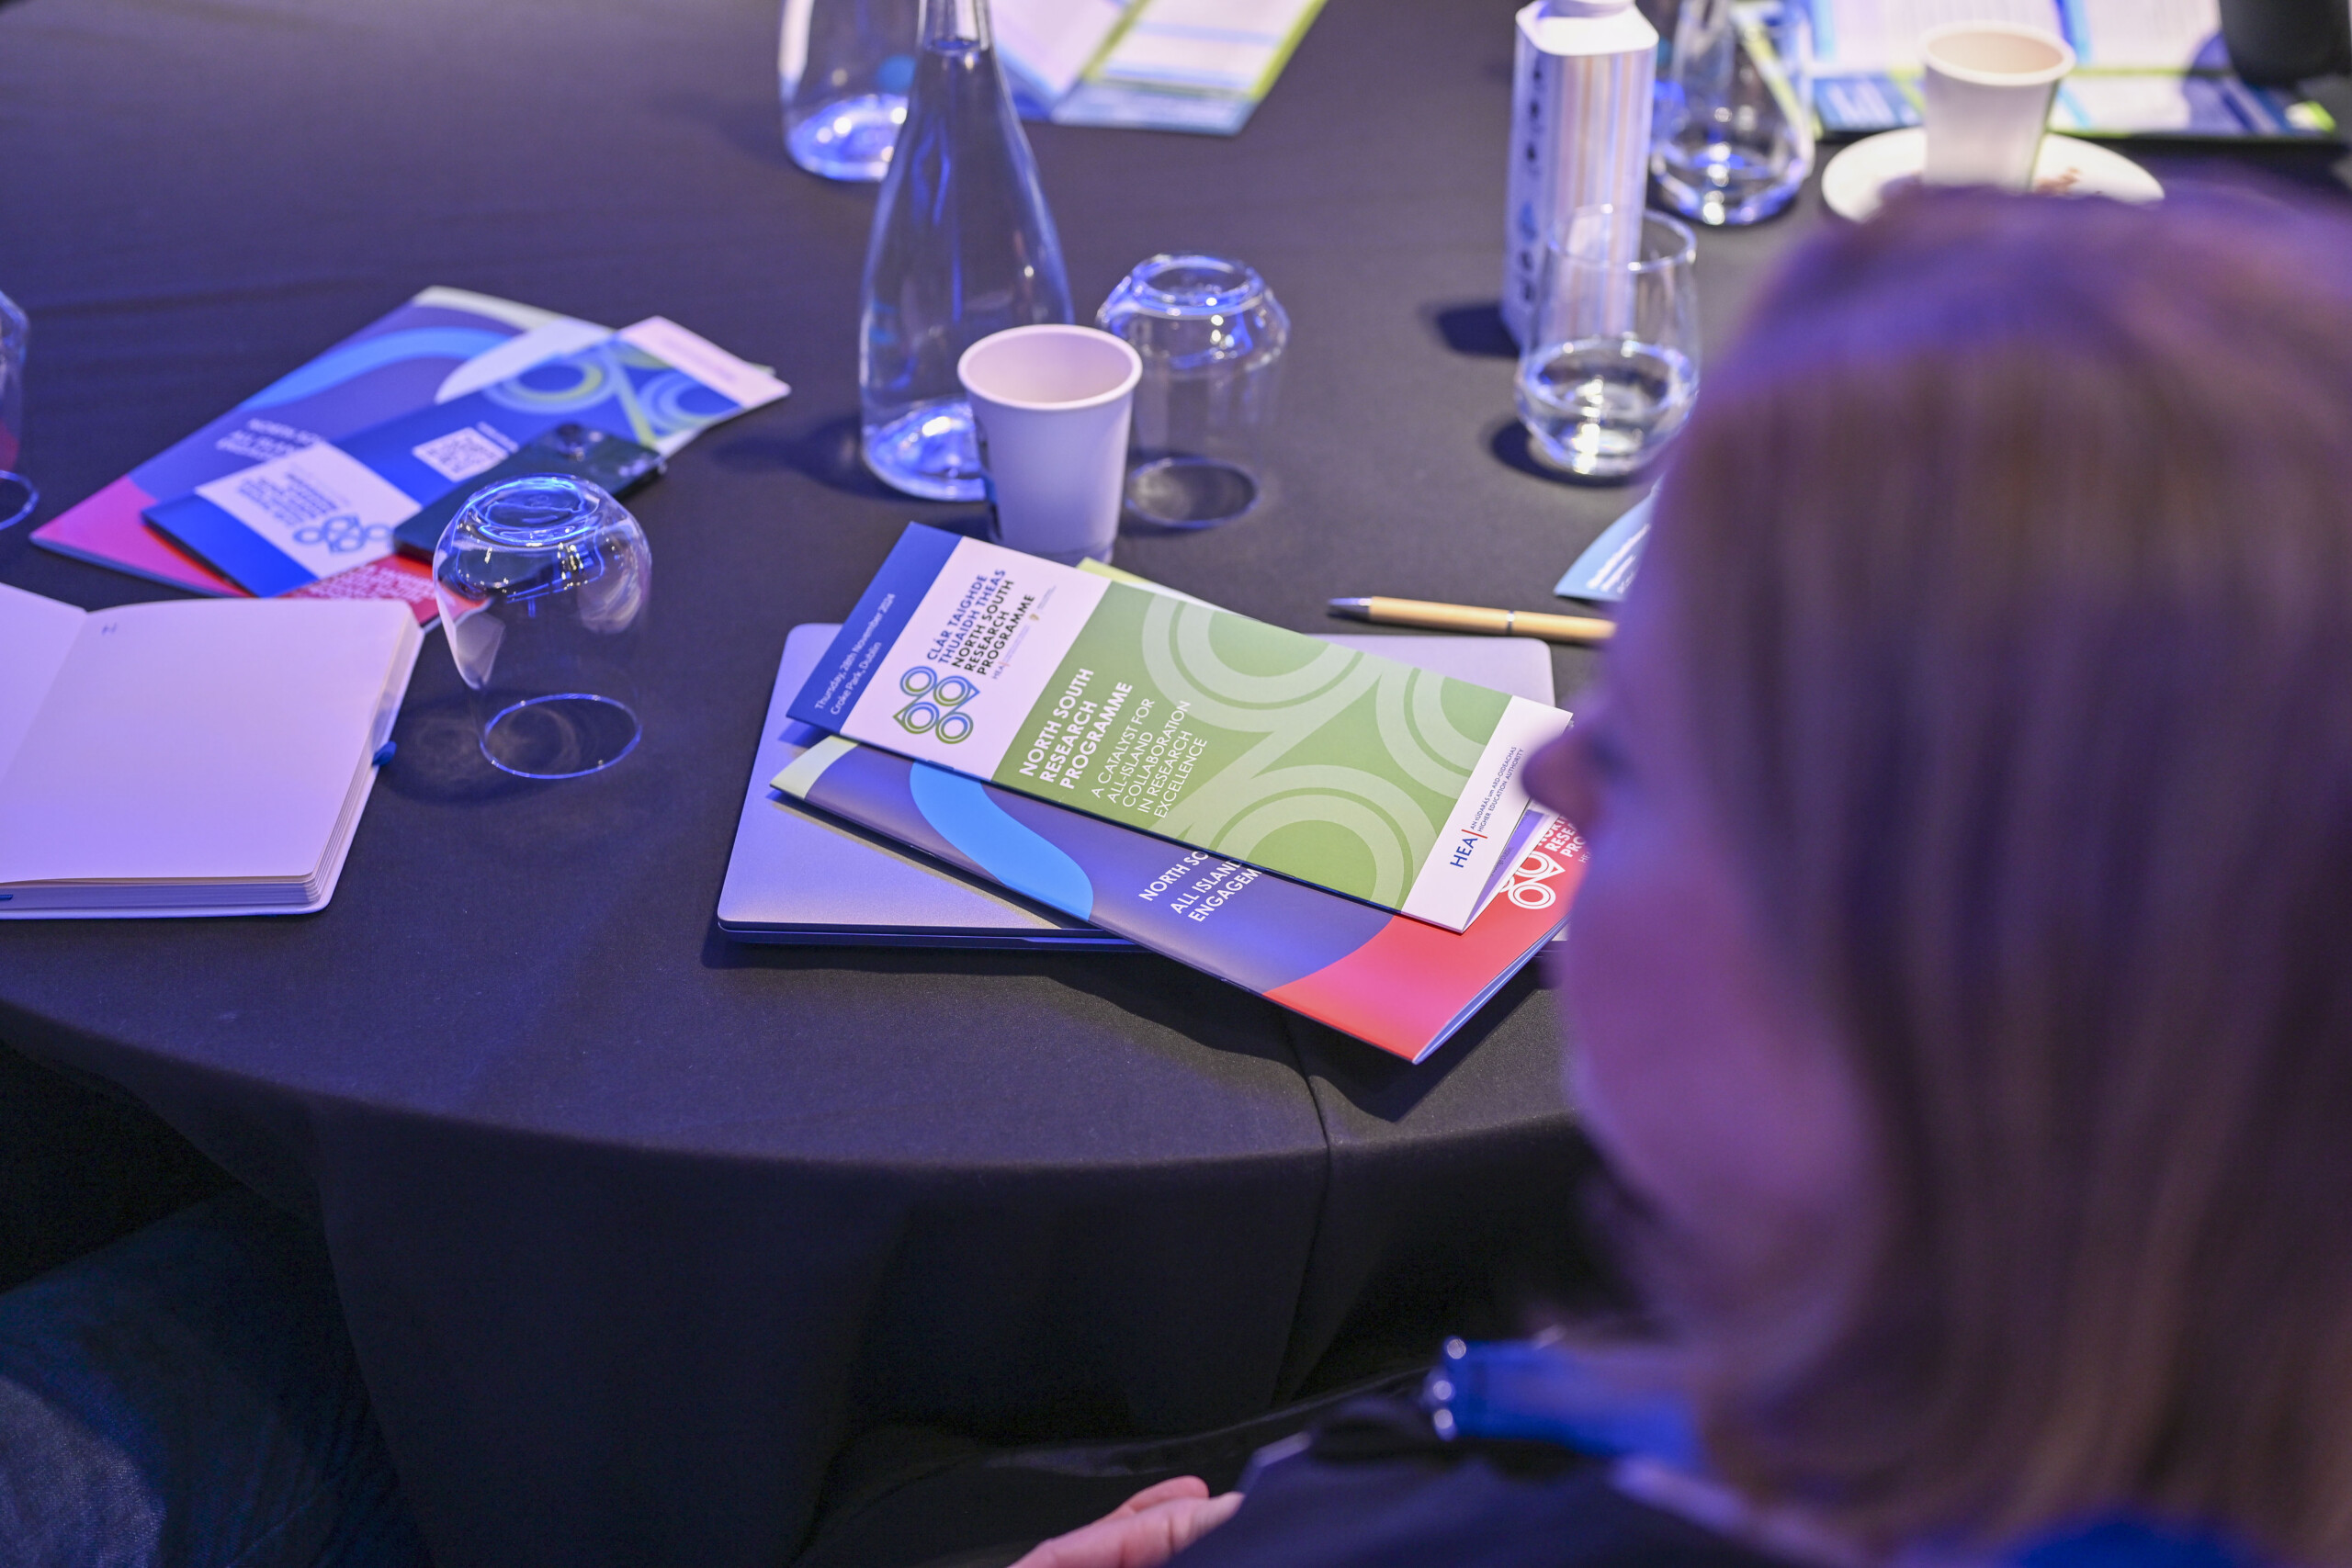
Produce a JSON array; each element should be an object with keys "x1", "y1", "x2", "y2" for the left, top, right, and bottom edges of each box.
[
  {"x1": 145, "y1": 319, "x2": 788, "y2": 597},
  {"x1": 779, "y1": 735, "x2": 1579, "y2": 1062},
  {"x1": 1555, "y1": 493, "x2": 1651, "y2": 604},
  {"x1": 30, "y1": 288, "x2": 606, "y2": 595}
]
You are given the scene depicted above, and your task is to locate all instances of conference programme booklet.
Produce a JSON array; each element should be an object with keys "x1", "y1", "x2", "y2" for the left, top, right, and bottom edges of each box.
[
  {"x1": 789, "y1": 525, "x2": 1572, "y2": 932},
  {"x1": 777, "y1": 734, "x2": 1582, "y2": 1061}
]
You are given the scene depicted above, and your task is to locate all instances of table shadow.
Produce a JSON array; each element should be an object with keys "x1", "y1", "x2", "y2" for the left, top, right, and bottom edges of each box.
[
  {"x1": 707, "y1": 414, "x2": 905, "y2": 501},
  {"x1": 707, "y1": 415, "x2": 996, "y2": 546},
  {"x1": 1285, "y1": 964, "x2": 1546, "y2": 1126},
  {"x1": 1422, "y1": 300, "x2": 1516, "y2": 360},
  {"x1": 1117, "y1": 511, "x2": 1262, "y2": 543},
  {"x1": 703, "y1": 919, "x2": 1313, "y2": 1072},
  {"x1": 380, "y1": 692, "x2": 550, "y2": 806},
  {"x1": 1487, "y1": 416, "x2": 1644, "y2": 490},
  {"x1": 642, "y1": 87, "x2": 797, "y2": 173},
  {"x1": 703, "y1": 911, "x2": 1555, "y2": 1122}
]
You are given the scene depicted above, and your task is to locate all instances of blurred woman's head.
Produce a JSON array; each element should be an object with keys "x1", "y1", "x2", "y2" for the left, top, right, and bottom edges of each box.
[{"x1": 1527, "y1": 187, "x2": 2352, "y2": 1562}]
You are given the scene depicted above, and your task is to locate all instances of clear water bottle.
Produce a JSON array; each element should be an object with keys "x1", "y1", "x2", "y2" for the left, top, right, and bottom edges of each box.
[
  {"x1": 780, "y1": 0, "x2": 918, "y2": 182},
  {"x1": 859, "y1": 0, "x2": 1072, "y2": 501},
  {"x1": 1651, "y1": 0, "x2": 1814, "y2": 226},
  {"x1": 1500, "y1": 0, "x2": 1658, "y2": 347}
]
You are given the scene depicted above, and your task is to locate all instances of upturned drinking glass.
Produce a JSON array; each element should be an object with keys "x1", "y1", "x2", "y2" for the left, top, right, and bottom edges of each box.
[
  {"x1": 432, "y1": 475, "x2": 650, "y2": 780},
  {"x1": 1652, "y1": 0, "x2": 1815, "y2": 226},
  {"x1": 780, "y1": 0, "x2": 919, "y2": 182},
  {"x1": 1096, "y1": 254, "x2": 1288, "y2": 529},
  {"x1": 0, "y1": 288, "x2": 33, "y2": 529},
  {"x1": 859, "y1": 0, "x2": 1073, "y2": 501},
  {"x1": 1515, "y1": 207, "x2": 1700, "y2": 480}
]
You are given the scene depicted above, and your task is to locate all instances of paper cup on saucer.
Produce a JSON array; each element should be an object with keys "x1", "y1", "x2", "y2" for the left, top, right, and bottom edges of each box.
[
  {"x1": 1821, "y1": 130, "x2": 2162, "y2": 222},
  {"x1": 1918, "y1": 22, "x2": 2075, "y2": 189},
  {"x1": 957, "y1": 325, "x2": 1142, "y2": 566}
]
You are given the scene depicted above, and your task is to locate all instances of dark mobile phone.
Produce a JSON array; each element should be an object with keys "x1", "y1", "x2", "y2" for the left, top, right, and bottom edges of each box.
[{"x1": 391, "y1": 423, "x2": 665, "y2": 561}]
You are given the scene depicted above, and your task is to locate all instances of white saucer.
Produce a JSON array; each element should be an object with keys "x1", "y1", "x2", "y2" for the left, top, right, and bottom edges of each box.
[{"x1": 1820, "y1": 128, "x2": 2163, "y2": 221}]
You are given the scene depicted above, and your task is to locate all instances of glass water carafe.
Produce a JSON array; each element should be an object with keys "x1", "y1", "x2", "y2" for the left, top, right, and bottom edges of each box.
[
  {"x1": 858, "y1": 0, "x2": 1073, "y2": 502},
  {"x1": 1651, "y1": 0, "x2": 1814, "y2": 227},
  {"x1": 779, "y1": 0, "x2": 918, "y2": 182}
]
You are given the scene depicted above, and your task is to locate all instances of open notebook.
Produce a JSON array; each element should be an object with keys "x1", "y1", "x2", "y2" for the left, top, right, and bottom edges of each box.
[{"x1": 0, "y1": 584, "x2": 422, "y2": 916}]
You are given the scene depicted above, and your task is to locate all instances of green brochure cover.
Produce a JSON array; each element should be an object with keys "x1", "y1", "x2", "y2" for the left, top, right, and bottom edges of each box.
[{"x1": 789, "y1": 525, "x2": 1571, "y2": 931}]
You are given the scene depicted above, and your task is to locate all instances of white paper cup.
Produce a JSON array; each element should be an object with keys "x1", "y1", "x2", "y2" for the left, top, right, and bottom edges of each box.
[
  {"x1": 1918, "y1": 22, "x2": 2075, "y2": 190},
  {"x1": 957, "y1": 325, "x2": 1142, "y2": 565}
]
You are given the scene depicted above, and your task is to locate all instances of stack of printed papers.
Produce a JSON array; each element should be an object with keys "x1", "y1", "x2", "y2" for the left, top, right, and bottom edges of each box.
[
  {"x1": 143, "y1": 319, "x2": 784, "y2": 599},
  {"x1": 31, "y1": 291, "x2": 786, "y2": 620},
  {"x1": 31, "y1": 288, "x2": 603, "y2": 604},
  {"x1": 772, "y1": 536, "x2": 1585, "y2": 1060},
  {"x1": 789, "y1": 525, "x2": 1571, "y2": 933}
]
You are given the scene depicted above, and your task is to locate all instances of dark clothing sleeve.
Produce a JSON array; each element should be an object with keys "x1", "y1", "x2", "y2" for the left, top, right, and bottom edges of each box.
[
  {"x1": 0, "y1": 1189, "x2": 428, "y2": 1568},
  {"x1": 1173, "y1": 1398, "x2": 1792, "y2": 1568}
]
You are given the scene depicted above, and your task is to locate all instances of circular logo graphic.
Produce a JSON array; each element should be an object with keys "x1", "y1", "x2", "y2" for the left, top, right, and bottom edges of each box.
[{"x1": 894, "y1": 665, "x2": 978, "y2": 742}]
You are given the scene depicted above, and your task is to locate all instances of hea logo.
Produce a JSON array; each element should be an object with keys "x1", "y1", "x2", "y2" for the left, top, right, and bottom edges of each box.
[
  {"x1": 1498, "y1": 845, "x2": 1574, "y2": 909},
  {"x1": 894, "y1": 665, "x2": 978, "y2": 743}
]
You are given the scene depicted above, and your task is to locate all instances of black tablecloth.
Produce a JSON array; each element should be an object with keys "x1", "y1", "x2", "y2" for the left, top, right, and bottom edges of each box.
[{"x1": 0, "y1": 0, "x2": 2223, "y2": 1563}]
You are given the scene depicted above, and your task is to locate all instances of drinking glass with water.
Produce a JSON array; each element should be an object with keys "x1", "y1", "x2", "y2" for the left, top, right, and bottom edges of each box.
[{"x1": 1515, "y1": 207, "x2": 1700, "y2": 481}]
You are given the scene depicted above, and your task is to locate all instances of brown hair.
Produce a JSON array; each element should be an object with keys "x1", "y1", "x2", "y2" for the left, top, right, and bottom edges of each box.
[{"x1": 1648, "y1": 187, "x2": 2352, "y2": 1562}]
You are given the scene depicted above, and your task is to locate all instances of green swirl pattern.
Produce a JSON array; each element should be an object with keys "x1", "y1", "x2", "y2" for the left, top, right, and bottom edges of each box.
[{"x1": 997, "y1": 584, "x2": 1510, "y2": 906}]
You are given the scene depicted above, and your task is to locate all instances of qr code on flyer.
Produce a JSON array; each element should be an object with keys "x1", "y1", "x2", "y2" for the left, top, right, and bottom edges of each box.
[{"x1": 410, "y1": 424, "x2": 515, "y2": 483}]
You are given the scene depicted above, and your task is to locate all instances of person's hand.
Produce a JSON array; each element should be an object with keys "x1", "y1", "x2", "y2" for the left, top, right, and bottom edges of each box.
[{"x1": 1008, "y1": 1476, "x2": 1244, "y2": 1568}]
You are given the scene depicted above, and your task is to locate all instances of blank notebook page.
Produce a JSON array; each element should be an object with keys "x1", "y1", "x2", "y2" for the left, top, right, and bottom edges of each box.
[
  {"x1": 0, "y1": 583, "x2": 87, "y2": 773},
  {"x1": 0, "y1": 597, "x2": 413, "y2": 886}
]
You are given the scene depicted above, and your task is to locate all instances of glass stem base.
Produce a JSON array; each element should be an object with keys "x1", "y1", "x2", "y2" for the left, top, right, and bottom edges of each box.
[
  {"x1": 1125, "y1": 457, "x2": 1258, "y2": 528},
  {"x1": 785, "y1": 93, "x2": 907, "y2": 182},
  {"x1": 481, "y1": 694, "x2": 641, "y2": 780},
  {"x1": 0, "y1": 471, "x2": 33, "y2": 531},
  {"x1": 862, "y1": 399, "x2": 986, "y2": 502},
  {"x1": 1651, "y1": 148, "x2": 1810, "y2": 227}
]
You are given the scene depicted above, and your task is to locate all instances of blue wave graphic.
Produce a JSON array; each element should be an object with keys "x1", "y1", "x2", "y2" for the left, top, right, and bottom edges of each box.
[
  {"x1": 237, "y1": 327, "x2": 510, "y2": 410},
  {"x1": 908, "y1": 763, "x2": 1096, "y2": 919}
]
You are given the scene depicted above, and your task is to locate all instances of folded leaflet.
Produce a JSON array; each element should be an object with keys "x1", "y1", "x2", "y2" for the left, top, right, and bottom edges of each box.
[{"x1": 790, "y1": 525, "x2": 1572, "y2": 932}]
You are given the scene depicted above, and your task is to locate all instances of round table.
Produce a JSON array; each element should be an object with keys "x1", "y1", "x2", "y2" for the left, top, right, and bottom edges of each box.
[{"x1": 0, "y1": 0, "x2": 2222, "y2": 1563}]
